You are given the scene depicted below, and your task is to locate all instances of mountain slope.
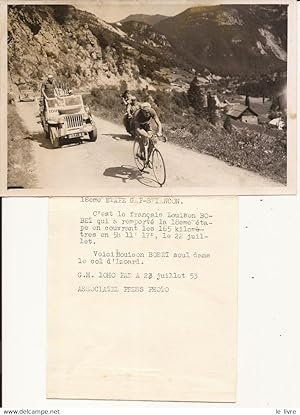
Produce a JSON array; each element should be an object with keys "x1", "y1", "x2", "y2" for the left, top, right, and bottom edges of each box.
[
  {"x1": 8, "y1": 5, "x2": 173, "y2": 91},
  {"x1": 8, "y1": 4, "x2": 288, "y2": 94},
  {"x1": 154, "y1": 4, "x2": 287, "y2": 75},
  {"x1": 120, "y1": 14, "x2": 168, "y2": 25},
  {"x1": 119, "y1": 20, "x2": 172, "y2": 49}
]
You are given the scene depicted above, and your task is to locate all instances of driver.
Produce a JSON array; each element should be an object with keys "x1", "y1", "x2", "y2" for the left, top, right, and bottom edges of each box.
[{"x1": 133, "y1": 102, "x2": 162, "y2": 164}]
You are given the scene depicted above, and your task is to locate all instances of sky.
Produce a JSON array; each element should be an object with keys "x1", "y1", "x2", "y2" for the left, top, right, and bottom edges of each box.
[{"x1": 75, "y1": 1, "x2": 198, "y2": 22}]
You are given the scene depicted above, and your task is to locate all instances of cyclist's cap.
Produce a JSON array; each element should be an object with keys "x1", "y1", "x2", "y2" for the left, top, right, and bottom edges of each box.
[
  {"x1": 48, "y1": 74, "x2": 54, "y2": 79},
  {"x1": 141, "y1": 102, "x2": 151, "y2": 110}
]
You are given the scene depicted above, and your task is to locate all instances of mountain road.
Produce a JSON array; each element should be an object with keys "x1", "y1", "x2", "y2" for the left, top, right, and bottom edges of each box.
[{"x1": 16, "y1": 100, "x2": 280, "y2": 193}]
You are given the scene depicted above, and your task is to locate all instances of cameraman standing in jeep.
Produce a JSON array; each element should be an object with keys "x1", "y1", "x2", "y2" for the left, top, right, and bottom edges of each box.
[{"x1": 41, "y1": 74, "x2": 57, "y2": 98}]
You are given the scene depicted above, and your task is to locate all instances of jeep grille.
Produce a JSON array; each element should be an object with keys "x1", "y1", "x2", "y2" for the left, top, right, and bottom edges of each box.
[{"x1": 65, "y1": 114, "x2": 83, "y2": 129}]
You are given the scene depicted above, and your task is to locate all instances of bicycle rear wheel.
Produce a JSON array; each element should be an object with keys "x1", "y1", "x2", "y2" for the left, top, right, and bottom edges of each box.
[
  {"x1": 133, "y1": 139, "x2": 145, "y2": 171},
  {"x1": 152, "y1": 148, "x2": 166, "y2": 186}
]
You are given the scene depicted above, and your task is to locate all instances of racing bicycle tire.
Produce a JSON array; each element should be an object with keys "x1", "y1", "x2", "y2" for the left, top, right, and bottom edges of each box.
[
  {"x1": 133, "y1": 139, "x2": 145, "y2": 171},
  {"x1": 151, "y1": 148, "x2": 166, "y2": 186}
]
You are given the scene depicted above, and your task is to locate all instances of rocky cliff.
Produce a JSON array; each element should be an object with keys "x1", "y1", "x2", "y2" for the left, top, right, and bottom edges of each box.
[{"x1": 8, "y1": 5, "x2": 171, "y2": 92}]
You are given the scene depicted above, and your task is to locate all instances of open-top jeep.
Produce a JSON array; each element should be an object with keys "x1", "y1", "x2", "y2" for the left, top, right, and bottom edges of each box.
[{"x1": 39, "y1": 92, "x2": 97, "y2": 148}]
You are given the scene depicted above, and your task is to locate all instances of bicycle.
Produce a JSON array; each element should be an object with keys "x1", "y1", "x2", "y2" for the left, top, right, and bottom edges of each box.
[{"x1": 133, "y1": 133, "x2": 167, "y2": 186}]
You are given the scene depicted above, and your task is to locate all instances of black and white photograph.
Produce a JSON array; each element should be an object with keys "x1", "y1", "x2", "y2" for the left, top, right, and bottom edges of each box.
[{"x1": 3, "y1": 0, "x2": 297, "y2": 195}]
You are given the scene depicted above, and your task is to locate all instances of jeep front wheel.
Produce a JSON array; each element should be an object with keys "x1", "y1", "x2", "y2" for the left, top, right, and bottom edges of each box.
[
  {"x1": 88, "y1": 128, "x2": 97, "y2": 142},
  {"x1": 49, "y1": 126, "x2": 60, "y2": 149},
  {"x1": 44, "y1": 124, "x2": 50, "y2": 140}
]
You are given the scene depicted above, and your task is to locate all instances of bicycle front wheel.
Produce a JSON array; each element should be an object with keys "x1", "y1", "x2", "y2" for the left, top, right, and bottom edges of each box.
[
  {"x1": 133, "y1": 139, "x2": 145, "y2": 171},
  {"x1": 152, "y1": 148, "x2": 166, "y2": 186}
]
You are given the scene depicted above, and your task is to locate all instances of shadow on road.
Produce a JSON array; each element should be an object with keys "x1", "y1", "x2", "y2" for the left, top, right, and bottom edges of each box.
[
  {"x1": 28, "y1": 132, "x2": 83, "y2": 150},
  {"x1": 27, "y1": 132, "x2": 53, "y2": 150},
  {"x1": 103, "y1": 165, "x2": 141, "y2": 183},
  {"x1": 103, "y1": 165, "x2": 161, "y2": 188},
  {"x1": 103, "y1": 133, "x2": 133, "y2": 141},
  {"x1": 60, "y1": 137, "x2": 83, "y2": 147}
]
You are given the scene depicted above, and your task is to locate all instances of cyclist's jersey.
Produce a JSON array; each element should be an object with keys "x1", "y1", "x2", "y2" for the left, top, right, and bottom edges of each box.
[{"x1": 133, "y1": 108, "x2": 157, "y2": 127}]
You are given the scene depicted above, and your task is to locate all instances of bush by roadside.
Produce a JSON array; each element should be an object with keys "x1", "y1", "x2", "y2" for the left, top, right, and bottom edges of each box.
[
  {"x1": 7, "y1": 104, "x2": 36, "y2": 188},
  {"x1": 83, "y1": 87, "x2": 124, "y2": 124},
  {"x1": 165, "y1": 121, "x2": 287, "y2": 184}
]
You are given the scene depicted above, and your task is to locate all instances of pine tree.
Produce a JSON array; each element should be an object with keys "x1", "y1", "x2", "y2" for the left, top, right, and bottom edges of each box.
[
  {"x1": 187, "y1": 77, "x2": 204, "y2": 114},
  {"x1": 224, "y1": 115, "x2": 232, "y2": 133},
  {"x1": 208, "y1": 94, "x2": 217, "y2": 125}
]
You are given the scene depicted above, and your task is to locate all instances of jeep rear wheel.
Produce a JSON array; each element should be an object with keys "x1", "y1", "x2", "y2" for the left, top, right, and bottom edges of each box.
[
  {"x1": 49, "y1": 126, "x2": 60, "y2": 149},
  {"x1": 89, "y1": 128, "x2": 97, "y2": 142}
]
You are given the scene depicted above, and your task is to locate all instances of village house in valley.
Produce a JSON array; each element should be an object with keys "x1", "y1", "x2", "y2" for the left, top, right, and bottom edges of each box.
[{"x1": 227, "y1": 103, "x2": 259, "y2": 125}]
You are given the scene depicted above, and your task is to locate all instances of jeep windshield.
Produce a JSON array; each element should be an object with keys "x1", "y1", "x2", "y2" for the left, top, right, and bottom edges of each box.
[
  {"x1": 64, "y1": 96, "x2": 82, "y2": 106},
  {"x1": 19, "y1": 85, "x2": 30, "y2": 91},
  {"x1": 47, "y1": 97, "x2": 64, "y2": 108}
]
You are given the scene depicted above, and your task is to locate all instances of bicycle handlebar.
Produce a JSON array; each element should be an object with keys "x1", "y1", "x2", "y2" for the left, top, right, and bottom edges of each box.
[{"x1": 151, "y1": 133, "x2": 167, "y2": 143}]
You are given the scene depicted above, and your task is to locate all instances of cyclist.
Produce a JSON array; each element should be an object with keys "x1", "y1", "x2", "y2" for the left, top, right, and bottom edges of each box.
[{"x1": 133, "y1": 102, "x2": 163, "y2": 164}]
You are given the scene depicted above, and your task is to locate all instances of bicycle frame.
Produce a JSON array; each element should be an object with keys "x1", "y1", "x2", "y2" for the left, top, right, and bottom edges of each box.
[{"x1": 133, "y1": 134, "x2": 167, "y2": 186}]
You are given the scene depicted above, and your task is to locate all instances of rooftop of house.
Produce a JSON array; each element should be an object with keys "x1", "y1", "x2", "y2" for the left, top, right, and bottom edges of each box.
[{"x1": 227, "y1": 103, "x2": 258, "y2": 118}]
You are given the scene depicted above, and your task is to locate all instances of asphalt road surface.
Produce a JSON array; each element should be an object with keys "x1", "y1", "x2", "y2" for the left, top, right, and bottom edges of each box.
[{"x1": 16, "y1": 100, "x2": 280, "y2": 193}]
